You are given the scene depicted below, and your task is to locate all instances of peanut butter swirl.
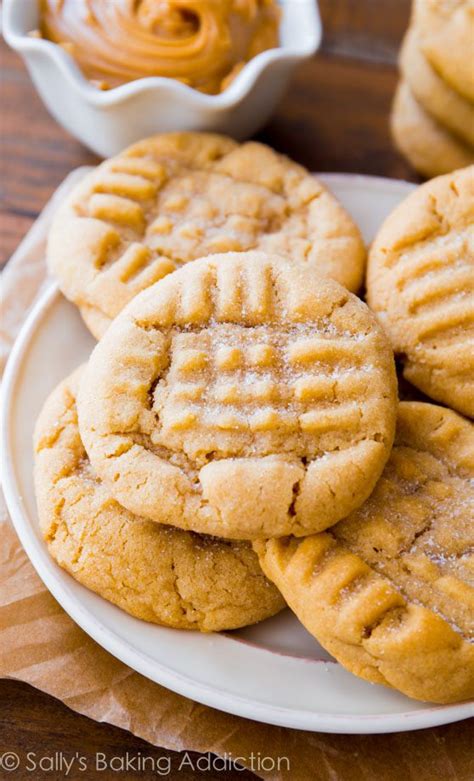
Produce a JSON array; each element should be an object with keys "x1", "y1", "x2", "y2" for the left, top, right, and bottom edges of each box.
[{"x1": 39, "y1": 0, "x2": 280, "y2": 93}]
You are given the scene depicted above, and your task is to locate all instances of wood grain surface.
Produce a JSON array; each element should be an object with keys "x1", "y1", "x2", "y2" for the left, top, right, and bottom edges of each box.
[{"x1": 2, "y1": 2, "x2": 472, "y2": 779}]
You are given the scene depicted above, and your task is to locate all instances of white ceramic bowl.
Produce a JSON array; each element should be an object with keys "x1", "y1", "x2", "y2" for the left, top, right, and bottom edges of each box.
[{"x1": 3, "y1": 0, "x2": 321, "y2": 158}]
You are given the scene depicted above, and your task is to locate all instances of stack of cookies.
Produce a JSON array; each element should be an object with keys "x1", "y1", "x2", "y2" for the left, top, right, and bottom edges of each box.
[
  {"x1": 391, "y1": 0, "x2": 474, "y2": 178},
  {"x1": 35, "y1": 132, "x2": 474, "y2": 705}
]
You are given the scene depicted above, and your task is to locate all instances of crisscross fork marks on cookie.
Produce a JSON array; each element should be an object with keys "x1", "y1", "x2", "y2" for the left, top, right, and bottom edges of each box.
[
  {"x1": 78, "y1": 252, "x2": 396, "y2": 539},
  {"x1": 334, "y1": 447, "x2": 474, "y2": 637},
  {"x1": 47, "y1": 132, "x2": 366, "y2": 338},
  {"x1": 254, "y1": 402, "x2": 474, "y2": 703},
  {"x1": 119, "y1": 256, "x2": 392, "y2": 465},
  {"x1": 367, "y1": 166, "x2": 474, "y2": 417},
  {"x1": 391, "y1": 228, "x2": 474, "y2": 350},
  {"x1": 34, "y1": 368, "x2": 285, "y2": 632},
  {"x1": 150, "y1": 324, "x2": 377, "y2": 453}
]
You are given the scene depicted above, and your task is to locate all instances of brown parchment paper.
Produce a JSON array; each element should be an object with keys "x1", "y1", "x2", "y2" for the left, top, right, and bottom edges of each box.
[{"x1": 1, "y1": 171, "x2": 473, "y2": 781}]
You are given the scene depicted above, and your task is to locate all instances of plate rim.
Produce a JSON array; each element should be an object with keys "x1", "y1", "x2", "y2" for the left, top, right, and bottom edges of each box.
[{"x1": 2, "y1": 174, "x2": 473, "y2": 734}]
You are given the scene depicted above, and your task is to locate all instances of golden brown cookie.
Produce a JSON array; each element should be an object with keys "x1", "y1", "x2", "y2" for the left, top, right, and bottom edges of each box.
[
  {"x1": 47, "y1": 132, "x2": 366, "y2": 339},
  {"x1": 400, "y1": 27, "x2": 474, "y2": 147},
  {"x1": 413, "y1": 0, "x2": 474, "y2": 103},
  {"x1": 34, "y1": 368, "x2": 285, "y2": 631},
  {"x1": 255, "y1": 402, "x2": 474, "y2": 704},
  {"x1": 367, "y1": 165, "x2": 474, "y2": 417},
  {"x1": 390, "y1": 82, "x2": 474, "y2": 178},
  {"x1": 78, "y1": 251, "x2": 397, "y2": 540}
]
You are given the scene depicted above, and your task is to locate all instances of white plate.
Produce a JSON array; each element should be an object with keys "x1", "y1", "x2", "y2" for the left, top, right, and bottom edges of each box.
[{"x1": 3, "y1": 174, "x2": 473, "y2": 734}]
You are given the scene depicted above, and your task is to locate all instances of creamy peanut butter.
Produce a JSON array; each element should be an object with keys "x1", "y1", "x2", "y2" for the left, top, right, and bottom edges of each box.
[{"x1": 39, "y1": 0, "x2": 280, "y2": 93}]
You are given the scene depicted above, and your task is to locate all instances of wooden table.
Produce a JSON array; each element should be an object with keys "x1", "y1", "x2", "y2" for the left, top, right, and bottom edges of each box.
[{"x1": 2, "y1": 2, "x2": 470, "y2": 779}]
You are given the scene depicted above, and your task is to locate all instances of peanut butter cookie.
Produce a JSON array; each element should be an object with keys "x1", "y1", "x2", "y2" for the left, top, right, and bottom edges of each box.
[
  {"x1": 78, "y1": 251, "x2": 397, "y2": 540},
  {"x1": 390, "y1": 82, "x2": 474, "y2": 178},
  {"x1": 400, "y1": 27, "x2": 474, "y2": 147},
  {"x1": 367, "y1": 165, "x2": 474, "y2": 417},
  {"x1": 413, "y1": 0, "x2": 474, "y2": 103},
  {"x1": 34, "y1": 368, "x2": 285, "y2": 631},
  {"x1": 47, "y1": 132, "x2": 366, "y2": 338},
  {"x1": 255, "y1": 402, "x2": 474, "y2": 704}
]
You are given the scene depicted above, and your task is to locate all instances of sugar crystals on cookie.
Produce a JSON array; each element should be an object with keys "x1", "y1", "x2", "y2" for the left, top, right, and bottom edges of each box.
[
  {"x1": 77, "y1": 251, "x2": 397, "y2": 540},
  {"x1": 255, "y1": 402, "x2": 474, "y2": 704},
  {"x1": 34, "y1": 368, "x2": 285, "y2": 631},
  {"x1": 47, "y1": 131, "x2": 366, "y2": 338}
]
